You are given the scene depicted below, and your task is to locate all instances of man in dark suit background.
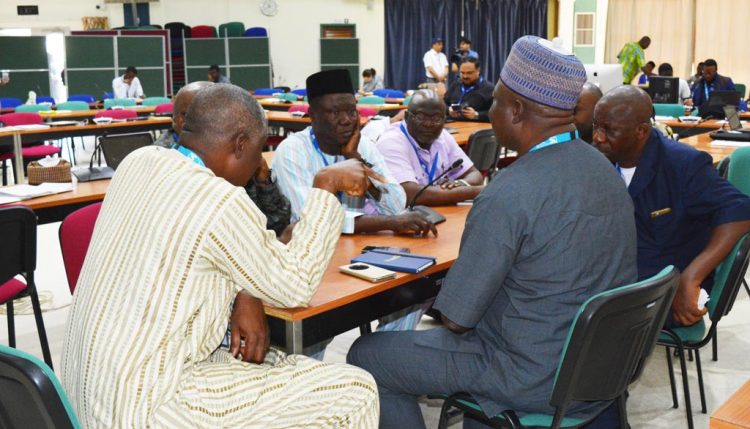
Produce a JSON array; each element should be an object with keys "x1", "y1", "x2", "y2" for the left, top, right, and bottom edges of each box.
[{"x1": 691, "y1": 58, "x2": 737, "y2": 107}]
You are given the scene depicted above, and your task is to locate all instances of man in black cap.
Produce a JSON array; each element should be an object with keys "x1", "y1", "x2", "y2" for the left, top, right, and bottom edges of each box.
[{"x1": 273, "y1": 69, "x2": 435, "y2": 357}]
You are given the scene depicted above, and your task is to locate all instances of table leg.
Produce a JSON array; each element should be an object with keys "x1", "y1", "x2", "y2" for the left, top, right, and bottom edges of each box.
[
  {"x1": 12, "y1": 133, "x2": 24, "y2": 184},
  {"x1": 285, "y1": 320, "x2": 303, "y2": 354}
]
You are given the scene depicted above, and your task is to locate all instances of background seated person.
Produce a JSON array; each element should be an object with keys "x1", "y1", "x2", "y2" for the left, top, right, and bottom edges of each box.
[
  {"x1": 273, "y1": 69, "x2": 436, "y2": 236},
  {"x1": 207, "y1": 64, "x2": 231, "y2": 84},
  {"x1": 592, "y1": 86, "x2": 750, "y2": 327},
  {"x1": 360, "y1": 68, "x2": 384, "y2": 94},
  {"x1": 112, "y1": 65, "x2": 145, "y2": 99},
  {"x1": 573, "y1": 82, "x2": 603, "y2": 144},
  {"x1": 378, "y1": 90, "x2": 484, "y2": 206},
  {"x1": 692, "y1": 58, "x2": 736, "y2": 107},
  {"x1": 444, "y1": 57, "x2": 494, "y2": 122},
  {"x1": 657, "y1": 62, "x2": 692, "y2": 106},
  {"x1": 637, "y1": 60, "x2": 656, "y2": 85}
]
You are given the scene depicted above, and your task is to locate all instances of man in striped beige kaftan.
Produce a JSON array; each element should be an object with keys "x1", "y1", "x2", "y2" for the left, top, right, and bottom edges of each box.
[{"x1": 61, "y1": 84, "x2": 379, "y2": 428}]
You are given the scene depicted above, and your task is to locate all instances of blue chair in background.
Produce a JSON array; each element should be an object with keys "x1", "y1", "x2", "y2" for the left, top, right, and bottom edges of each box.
[
  {"x1": 67, "y1": 94, "x2": 95, "y2": 104},
  {"x1": 374, "y1": 88, "x2": 405, "y2": 99},
  {"x1": 36, "y1": 96, "x2": 55, "y2": 105},
  {"x1": 244, "y1": 27, "x2": 268, "y2": 37},
  {"x1": 254, "y1": 88, "x2": 277, "y2": 96},
  {"x1": 0, "y1": 98, "x2": 23, "y2": 109},
  {"x1": 291, "y1": 88, "x2": 307, "y2": 97},
  {"x1": 102, "y1": 92, "x2": 114, "y2": 100}
]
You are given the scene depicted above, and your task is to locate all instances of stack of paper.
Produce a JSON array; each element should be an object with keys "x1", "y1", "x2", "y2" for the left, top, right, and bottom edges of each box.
[
  {"x1": 710, "y1": 140, "x2": 750, "y2": 147},
  {"x1": 0, "y1": 182, "x2": 74, "y2": 205}
]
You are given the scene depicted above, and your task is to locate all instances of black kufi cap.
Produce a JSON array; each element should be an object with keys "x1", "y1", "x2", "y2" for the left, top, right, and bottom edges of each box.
[{"x1": 306, "y1": 69, "x2": 354, "y2": 101}]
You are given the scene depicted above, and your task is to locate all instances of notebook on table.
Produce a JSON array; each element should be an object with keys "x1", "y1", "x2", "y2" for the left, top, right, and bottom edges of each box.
[{"x1": 351, "y1": 249, "x2": 436, "y2": 274}]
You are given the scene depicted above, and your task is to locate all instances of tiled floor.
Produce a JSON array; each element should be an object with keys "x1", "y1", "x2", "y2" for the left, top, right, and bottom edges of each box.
[{"x1": 2, "y1": 140, "x2": 750, "y2": 427}]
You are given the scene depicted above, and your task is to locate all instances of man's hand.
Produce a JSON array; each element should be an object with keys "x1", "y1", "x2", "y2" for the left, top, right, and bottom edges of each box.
[
  {"x1": 440, "y1": 180, "x2": 468, "y2": 190},
  {"x1": 448, "y1": 109, "x2": 461, "y2": 119},
  {"x1": 313, "y1": 158, "x2": 386, "y2": 197},
  {"x1": 390, "y1": 212, "x2": 438, "y2": 237},
  {"x1": 341, "y1": 113, "x2": 362, "y2": 160},
  {"x1": 462, "y1": 107, "x2": 478, "y2": 120},
  {"x1": 671, "y1": 275, "x2": 708, "y2": 326},
  {"x1": 230, "y1": 292, "x2": 270, "y2": 363}
]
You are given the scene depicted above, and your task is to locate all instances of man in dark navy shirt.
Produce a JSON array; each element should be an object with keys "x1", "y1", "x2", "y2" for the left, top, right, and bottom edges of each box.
[
  {"x1": 443, "y1": 57, "x2": 494, "y2": 122},
  {"x1": 593, "y1": 85, "x2": 750, "y2": 326},
  {"x1": 691, "y1": 58, "x2": 736, "y2": 107}
]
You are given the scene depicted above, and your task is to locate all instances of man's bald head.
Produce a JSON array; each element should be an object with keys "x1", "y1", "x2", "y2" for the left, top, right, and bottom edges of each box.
[
  {"x1": 592, "y1": 85, "x2": 653, "y2": 167},
  {"x1": 408, "y1": 89, "x2": 444, "y2": 113},
  {"x1": 173, "y1": 81, "x2": 213, "y2": 134},
  {"x1": 180, "y1": 84, "x2": 268, "y2": 186},
  {"x1": 574, "y1": 83, "x2": 604, "y2": 143},
  {"x1": 405, "y1": 89, "x2": 446, "y2": 147}
]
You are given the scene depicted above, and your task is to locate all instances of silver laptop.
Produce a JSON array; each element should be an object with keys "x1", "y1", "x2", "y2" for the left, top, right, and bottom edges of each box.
[{"x1": 723, "y1": 106, "x2": 750, "y2": 133}]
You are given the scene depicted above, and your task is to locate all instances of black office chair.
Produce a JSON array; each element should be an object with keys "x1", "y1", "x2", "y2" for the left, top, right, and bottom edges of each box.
[
  {"x1": 466, "y1": 129, "x2": 500, "y2": 181},
  {"x1": 0, "y1": 206, "x2": 53, "y2": 369},
  {"x1": 658, "y1": 232, "x2": 750, "y2": 429},
  {"x1": 437, "y1": 266, "x2": 680, "y2": 429},
  {"x1": 0, "y1": 344, "x2": 81, "y2": 428}
]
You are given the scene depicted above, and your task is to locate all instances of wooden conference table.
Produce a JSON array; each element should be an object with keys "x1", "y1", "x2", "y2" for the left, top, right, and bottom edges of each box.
[
  {"x1": 679, "y1": 133, "x2": 737, "y2": 165},
  {"x1": 7, "y1": 167, "x2": 469, "y2": 353},
  {"x1": 711, "y1": 379, "x2": 750, "y2": 428}
]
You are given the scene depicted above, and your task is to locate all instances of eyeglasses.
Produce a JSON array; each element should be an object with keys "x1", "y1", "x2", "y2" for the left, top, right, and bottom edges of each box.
[{"x1": 409, "y1": 112, "x2": 445, "y2": 124}]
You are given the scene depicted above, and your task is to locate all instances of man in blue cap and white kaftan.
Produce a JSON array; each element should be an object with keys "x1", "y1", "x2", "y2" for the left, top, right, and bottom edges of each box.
[{"x1": 348, "y1": 36, "x2": 637, "y2": 428}]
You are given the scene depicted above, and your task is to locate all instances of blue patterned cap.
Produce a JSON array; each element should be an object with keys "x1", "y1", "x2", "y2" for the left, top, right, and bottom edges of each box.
[{"x1": 500, "y1": 36, "x2": 587, "y2": 111}]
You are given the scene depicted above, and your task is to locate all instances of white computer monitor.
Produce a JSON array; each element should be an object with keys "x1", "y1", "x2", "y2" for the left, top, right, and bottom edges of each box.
[{"x1": 583, "y1": 64, "x2": 623, "y2": 94}]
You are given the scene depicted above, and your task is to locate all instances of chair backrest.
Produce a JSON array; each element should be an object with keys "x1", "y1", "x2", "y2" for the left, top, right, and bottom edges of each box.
[
  {"x1": 56, "y1": 101, "x2": 90, "y2": 112},
  {"x1": 191, "y1": 25, "x2": 217, "y2": 38},
  {"x1": 357, "y1": 106, "x2": 378, "y2": 117},
  {"x1": 254, "y1": 88, "x2": 277, "y2": 96},
  {"x1": 0, "y1": 112, "x2": 43, "y2": 126},
  {"x1": 736, "y1": 83, "x2": 746, "y2": 99},
  {"x1": 0, "y1": 344, "x2": 80, "y2": 428},
  {"x1": 165, "y1": 22, "x2": 191, "y2": 38},
  {"x1": 0, "y1": 206, "x2": 36, "y2": 285},
  {"x1": 707, "y1": 232, "x2": 750, "y2": 320},
  {"x1": 244, "y1": 27, "x2": 268, "y2": 37},
  {"x1": 35, "y1": 96, "x2": 55, "y2": 105},
  {"x1": 153, "y1": 102, "x2": 174, "y2": 115},
  {"x1": 0, "y1": 98, "x2": 23, "y2": 109},
  {"x1": 67, "y1": 94, "x2": 95, "y2": 104},
  {"x1": 727, "y1": 147, "x2": 750, "y2": 195},
  {"x1": 59, "y1": 202, "x2": 102, "y2": 293},
  {"x1": 549, "y1": 266, "x2": 679, "y2": 426},
  {"x1": 218, "y1": 21, "x2": 245, "y2": 37},
  {"x1": 95, "y1": 109, "x2": 137, "y2": 120},
  {"x1": 291, "y1": 88, "x2": 307, "y2": 96},
  {"x1": 141, "y1": 96, "x2": 170, "y2": 106},
  {"x1": 102, "y1": 92, "x2": 114, "y2": 100},
  {"x1": 277, "y1": 93, "x2": 298, "y2": 102},
  {"x1": 358, "y1": 95, "x2": 385, "y2": 105},
  {"x1": 373, "y1": 88, "x2": 405, "y2": 98},
  {"x1": 15, "y1": 104, "x2": 49, "y2": 113},
  {"x1": 402, "y1": 95, "x2": 412, "y2": 106},
  {"x1": 288, "y1": 105, "x2": 309, "y2": 114},
  {"x1": 103, "y1": 98, "x2": 137, "y2": 109},
  {"x1": 653, "y1": 103, "x2": 685, "y2": 118},
  {"x1": 466, "y1": 129, "x2": 500, "y2": 174}
]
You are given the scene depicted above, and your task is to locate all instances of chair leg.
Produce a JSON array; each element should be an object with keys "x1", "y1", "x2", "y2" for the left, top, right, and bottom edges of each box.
[
  {"x1": 695, "y1": 349, "x2": 707, "y2": 414},
  {"x1": 6, "y1": 301, "x2": 15, "y2": 348},
  {"x1": 1, "y1": 160, "x2": 7, "y2": 186},
  {"x1": 744, "y1": 279, "x2": 750, "y2": 298},
  {"x1": 676, "y1": 344, "x2": 694, "y2": 429},
  {"x1": 618, "y1": 392, "x2": 631, "y2": 429},
  {"x1": 28, "y1": 284, "x2": 53, "y2": 369},
  {"x1": 437, "y1": 396, "x2": 454, "y2": 429},
  {"x1": 712, "y1": 330, "x2": 718, "y2": 362},
  {"x1": 359, "y1": 323, "x2": 372, "y2": 336},
  {"x1": 665, "y1": 347, "x2": 679, "y2": 408}
]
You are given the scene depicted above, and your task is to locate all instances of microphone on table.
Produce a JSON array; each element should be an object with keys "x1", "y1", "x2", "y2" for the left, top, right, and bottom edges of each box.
[{"x1": 407, "y1": 158, "x2": 464, "y2": 210}]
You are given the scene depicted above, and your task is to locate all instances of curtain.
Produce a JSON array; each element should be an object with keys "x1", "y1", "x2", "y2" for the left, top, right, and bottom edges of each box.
[
  {"x1": 694, "y1": 0, "x2": 750, "y2": 93},
  {"x1": 384, "y1": 0, "x2": 547, "y2": 91},
  {"x1": 604, "y1": 0, "x2": 694, "y2": 83}
]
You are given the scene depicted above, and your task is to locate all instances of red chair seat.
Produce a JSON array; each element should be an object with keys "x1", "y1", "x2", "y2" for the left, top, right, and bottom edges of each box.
[
  {"x1": 0, "y1": 152, "x2": 13, "y2": 161},
  {"x1": 60, "y1": 202, "x2": 102, "y2": 293},
  {"x1": 22, "y1": 145, "x2": 61, "y2": 158},
  {"x1": 0, "y1": 278, "x2": 27, "y2": 304}
]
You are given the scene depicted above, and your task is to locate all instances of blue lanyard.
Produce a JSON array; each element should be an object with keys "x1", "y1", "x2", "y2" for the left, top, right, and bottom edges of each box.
[
  {"x1": 400, "y1": 122, "x2": 439, "y2": 182},
  {"x1": 310, "y1": 129, "x2": 341, "y2": 167},
  {"x1": 704, "y1": 81, "x2": 712, "y2": 102},
  {"x1": 458, "y1": 77, "x2": 482, "y2": 104},
  {"x1": 528, "y1": 130, "x2": 579, "y2": 153},
  {"x1": 175, "y1": 145, "x2": 205, "y2": 167}
]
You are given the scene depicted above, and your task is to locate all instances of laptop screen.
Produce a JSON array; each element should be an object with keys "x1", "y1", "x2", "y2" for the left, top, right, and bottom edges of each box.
[
  {"x1": 723, "y1": 106, "x2": 742, "y2": 130},
  {"x1": 99, "y1": 132, "x2": 153, "y2": 170}
]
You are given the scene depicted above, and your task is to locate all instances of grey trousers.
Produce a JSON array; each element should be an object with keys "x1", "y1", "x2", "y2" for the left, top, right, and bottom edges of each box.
[{"x1": 347, "y1": 329, "x2": 492, "y2": 429}]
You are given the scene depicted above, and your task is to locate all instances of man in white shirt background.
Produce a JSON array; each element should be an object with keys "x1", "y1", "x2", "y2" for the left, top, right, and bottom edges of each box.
[
  {"x1": 658, "y1": 63, "x2": 692, "y2": 106},
  {"x1": 423, "y1": 37, "x2": 449, "y2": 84},
  {"x1": 112, "y1": 65, "x2": 145, "y2": 99}
]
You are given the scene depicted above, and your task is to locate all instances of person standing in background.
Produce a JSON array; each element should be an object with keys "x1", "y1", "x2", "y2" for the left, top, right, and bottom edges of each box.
[
  {"x1": 617, "y1": 36, "x2": 651, "y2": 85},
  {"x1": 423, "y1": 37, "x2": 449, "y2": 84}
]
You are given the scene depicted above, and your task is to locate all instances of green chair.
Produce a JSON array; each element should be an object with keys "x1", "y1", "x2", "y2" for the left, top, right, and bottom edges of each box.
[
  {"x1": 653, "y1": 103, "x2": 686, "y2": 118},
  {"x1": 14, "y1": 104, "x2": 51, "y2": 113},
  {"x1": 56, "y1": 101, "x2": 90, "y2": 111},
  {"x1": 658, "y1": 233, "x2": 750, "y2": 429},
  {"x1": 357, "y1": 95, "x2": 385, "y2": 105},
  {"x1": 277, "y1": 93, "x2": 299, "y2": 103},
  {"x1": 0, "y1": 344, "x2": 81, "y2": 428},
  {"x1": 103, "y1": 98, "x2": 137, "y2": 109},
  {"x1": 141, "y1": 96, "x2": 170, "y2": 106},
  {"x1": 438, "y1": 266, "x2": 680, "y2": 429},
  {"x1": 218, "y1": 21, "x2": 245, "y2": 37},
  {"x1": 724, "y1": 147, "x2": 750, "y2": 299},
  {"x1": 402, "y1": 95, "x2": 412, "y2": 106},
  {"x1": 735, "y1": 83, "x2": 746, "y2": 99}
]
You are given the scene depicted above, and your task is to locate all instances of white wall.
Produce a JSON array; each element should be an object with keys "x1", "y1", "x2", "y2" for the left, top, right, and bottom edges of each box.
[{"x1": 0, "y1": 0, "x2": 385, "y2": 90}]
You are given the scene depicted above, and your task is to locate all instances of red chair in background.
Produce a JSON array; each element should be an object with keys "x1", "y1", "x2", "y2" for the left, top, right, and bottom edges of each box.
[
  {"x1": 154, "y1": 102, "x2": 174, "y2": 115},
  {"x1": 356, "y1": 106, "x2": 378, "y2": 118},
  {"x1": 95, "y1": 109, "x2": 137, "y2": 120},
  {"x1": 288, "y1": 105, "x2": 309, "y2": 115},
  {"x1": 191, "y1": 25, "x2": 217, "y2": 38},
  {"x1": 0, "y1": 113, "x2": 62, "y2": 183},
  {"x1": 59, "y1": 202, "x2": 102, "y2": 294}
]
